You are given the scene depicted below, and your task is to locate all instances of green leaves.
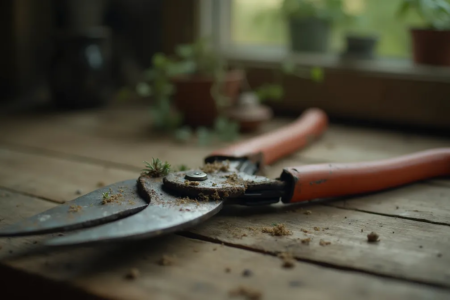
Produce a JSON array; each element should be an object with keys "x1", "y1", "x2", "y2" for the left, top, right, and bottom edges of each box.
[
  {"x1": 255, "y1": 84, "x2": 284, "y2": 102},
  {"x1": 214, "y1": 117, "x2": 240, "y2": 142},
  {"x1": 397, "y1": 0, "x2": 450, "y2": 29},
  {"x1": 102, "y1": 192, "x2": 110, "y2": 199},
  {"x1": 174, "y1": 126, "x2": 193, "y2": 143},
  {"x1": 142, "y1": 158, "x2": 171, "y2": 177},
  {"x1": 310, "y1": 67, "x2": 324, "y2": 83}
]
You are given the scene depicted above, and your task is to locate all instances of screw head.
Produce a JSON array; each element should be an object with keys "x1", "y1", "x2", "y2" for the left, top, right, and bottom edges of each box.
[{"x1": 185, "y1": 170, "x2": 208, "y2": 181}]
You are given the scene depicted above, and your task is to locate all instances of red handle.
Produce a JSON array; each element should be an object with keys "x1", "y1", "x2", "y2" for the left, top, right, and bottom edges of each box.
[
  {"x1": 208, "y1": 108, "x2": 328, "y2": 165},
  {"x1": 280, "y1": 148, "x2": 450, "y2": 203}
]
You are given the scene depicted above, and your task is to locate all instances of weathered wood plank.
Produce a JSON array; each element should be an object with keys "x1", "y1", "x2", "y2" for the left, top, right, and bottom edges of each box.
[
  {"x1": 325, "y1": 183, "x2": 450, "y2": 225},
  {"x1": 189, "y1": 203, "x2": 450, "y2": 287},
  {"x1": 0, "y1": 147, "x2": 136, "y2": 203},
  {"x1": 1, "y1": 191, "x2": 449, "y2": 300}
]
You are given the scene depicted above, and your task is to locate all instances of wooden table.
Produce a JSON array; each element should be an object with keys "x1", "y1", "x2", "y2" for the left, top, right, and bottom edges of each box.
[{"x1": 0, "y1": 104, "x2": 449, "y2": 300}]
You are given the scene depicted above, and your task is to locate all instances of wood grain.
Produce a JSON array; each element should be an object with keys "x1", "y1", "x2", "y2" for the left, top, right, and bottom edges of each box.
[
  {"x1": 188, "y1": 203, "x2": 450, "y2": 287},
  {"x1": 0, "y1": 147, "x2": 137, "y2": 203},
  {"x1": 1, "y1": 191, "x2": 449, "y2": 300}
]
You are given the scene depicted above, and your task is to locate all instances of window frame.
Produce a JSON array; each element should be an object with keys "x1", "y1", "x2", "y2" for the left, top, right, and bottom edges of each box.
[{"x1": 197, "y1": 0, "x2": 450, "y2": 83}]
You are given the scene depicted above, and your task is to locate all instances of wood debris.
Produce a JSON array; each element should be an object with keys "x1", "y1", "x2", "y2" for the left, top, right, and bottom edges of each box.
[
  {"x1": 367, "y1": 232, "x2": 379, "y2": 243},
  {"x1": 125, "y1": 268, "x2": 140, "y2": 280},
  {"x1": 158, "y1": 255, "x2": 175, "y2": 266},
  {"x1": 201, "y1": 161, "x2": 230, "y2": 173},
  {"x1": 68, "y1": 205, "x2": 82, "y2": 213},
  {"x1": 101, "y1": 193, "x2": 123, "y2": 205},
  {"x1": 262, "y1": 224, "x2": 292, "y2": 236},
  {"x1": 319, "y1": 240, "x2": 331, "y2": 246},
  {"x1": 184, "y1": 180, "x2": 199, "y2": 186},
  {"x1": 300, "y1": 238, "x2": 311, "y2": 245},
  {"x1": 229, "y1": 286, "x2": 262, "y2": 300},
  {"x1": 175, "y1": 197, "x2": 200, "y2": 207},
  {"x1": 278, "y1": 252, "x2": 295, "y2": 268}
]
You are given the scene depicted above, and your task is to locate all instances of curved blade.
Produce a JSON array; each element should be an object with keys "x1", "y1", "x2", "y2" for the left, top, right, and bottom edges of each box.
[
  {"x1": 45, "y1": 177, "x2": 222, "y2": 246},
  {"x1": 0, "y1": 179, "x2": 147, "y2": 237}
]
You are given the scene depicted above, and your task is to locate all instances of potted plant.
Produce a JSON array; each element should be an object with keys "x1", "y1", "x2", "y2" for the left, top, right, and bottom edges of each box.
[
  {"x1": 281, "y1": 0, "x2": 350, "y2": 53},
  {"x1": 397, "y1": 0, "x2": 450, "y2": 66},
  {"x1": 340, "y1": 16, "x2": 379, "y2": 60}
]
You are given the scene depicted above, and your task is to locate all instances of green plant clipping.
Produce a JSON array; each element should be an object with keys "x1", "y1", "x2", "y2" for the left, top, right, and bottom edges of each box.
[
  {"x1": 102, "y1": 192, "x2": 110, "y2": 200},
  {"x1": 142, "y1": 158, "x2": 171, "y2": 177}
]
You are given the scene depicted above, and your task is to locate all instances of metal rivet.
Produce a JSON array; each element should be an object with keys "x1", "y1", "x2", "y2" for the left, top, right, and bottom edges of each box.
[{"x1": 185, "y1": 170, "x2": 208, "y2": 181}]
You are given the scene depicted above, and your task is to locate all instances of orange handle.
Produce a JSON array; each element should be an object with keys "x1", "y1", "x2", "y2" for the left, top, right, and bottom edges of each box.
[
  {"x1": 280, "y1": 148, "x2": 450, "y2": 203},
  {"x1": 208, "y1": 108, "x2": 328, "y2": 166}
]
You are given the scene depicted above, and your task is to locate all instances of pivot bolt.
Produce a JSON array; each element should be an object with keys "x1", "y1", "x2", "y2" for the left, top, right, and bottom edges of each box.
[{"x1": 185, "y1": 170, "x2": 208, "y2": 181}]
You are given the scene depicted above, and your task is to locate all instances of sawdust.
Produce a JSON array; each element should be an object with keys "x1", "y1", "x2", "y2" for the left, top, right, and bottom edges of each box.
[
  {"x1": 201, "y1": 161, "x2": 230, "y2": 173},
  {"x1": 101, "y1": 193, "x2": 123, "y2": 205},
  {"x1": 184, "y1": 180, "x2": 199, "y2": 186},
  {"x1": 278, "y1": 252, "x2": 295, "y2": 268},
  {"x1": 262, "y1": 224, "x2": 292, "y2": 236},
  {"x1": 211, "y1": 190, "x2": 221, "y2": 200},
  {"x1": 125, "y1": 268, "x2": 140, "y2": 279},
  {"x1": 367, "y1": 232, "x2": 379, "y2": 243},
  {"x1": 300, "y1": 238, "x2": 311, "y2": 245},
  {"x1": 229, "y1": 286, "x2": 262, "y2": 300},
  {"x1": 68, "y1": 205, "x2": 82, "y2": 213},
  {"x1": 158, "y1": 255, "x2": 175, "y2": 266},
  {"x1": 198, "y1": 193, "x2": 209, "y2": 201},
  {"x1": 319, "y1": 240, "x2": 331, "y2": 246},
  {"x1": 175, "y1": 197, "x2": 200, "y2": 207}
]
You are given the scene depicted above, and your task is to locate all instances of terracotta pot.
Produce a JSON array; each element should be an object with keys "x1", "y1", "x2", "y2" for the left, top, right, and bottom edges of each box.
[
  {"x1": 172, "y1": 70, "x2": 243, "y2": 128},
  {"x1": 410, "y1": 28, "x2": 450, "y2": 66}
]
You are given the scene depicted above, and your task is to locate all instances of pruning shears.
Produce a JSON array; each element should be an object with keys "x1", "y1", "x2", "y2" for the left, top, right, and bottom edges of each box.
[{"x1": 1, "y1": 108, "x2": 449, "y2": 246}]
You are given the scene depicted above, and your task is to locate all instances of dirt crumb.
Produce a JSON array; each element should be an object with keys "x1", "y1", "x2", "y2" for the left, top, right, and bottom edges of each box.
[
  {"x1": 101, "y1": 193, "x2": 124, "y2": 205},
  {"x1": 158, "y1": 255, "x2": 175, "y2": 266},
  {"x1": 97, "y1": 181, "x2": 105, "y2": 187},
  {"x1": 262, "y1": 224, "x2": 292, "y2": 236},
  {"x1": 211, "y1": 190, "x2": 221, "y2": 200},
  {"x1": 201, "y1": 161, "x2": 230, "y2": 173},
  {"x1": 242, "y1": 269, "x2": 253, "y2": 277},
  {"x1": 319, "y1": 240, "x2": 331, "y2": 246},
  {"x1": 175, "y1": 197, "x2": 200, "y2": 207},
  {"x1": 304, "y1": 210, "x2": 312, "y2": 215},
  {"x1": 300, "y1": 238, "x2": 311, "y2": 245},
  {"x1": 125, "y1": 268, "x2": 140, "y2": 279},
  {"x1": 68, "y1": 205, "x2": 82, "y2": 213},
  {"x1": 75, "y1": 189, "x2": 82, "y2": 195},
  {"x1": 229, "y1": 286, "x2": 262, "y2": 300},
  {"x1": 313, "y1": 227, "x2": 320, "y2": 231},
  {"x1": 198, "y1": 193, "x2": 209, "y2": 201},
  {"x1": 300, "y1": 228, "x2": 310, "y2": 234},
  {"x1": 367, "y1": 232, "x2": 379, "y2": 243},
  {"x1": 278, "y1": 252, "x2": 295, "y2": 268},
  {"x1": 225, "y1": 267, "x2": 231, "y2": 273},
  {"x1": 184, "y1": 180, "x2": 199, "y2": 186}
]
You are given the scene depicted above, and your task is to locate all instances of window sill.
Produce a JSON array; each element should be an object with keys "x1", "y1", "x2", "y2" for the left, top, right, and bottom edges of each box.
[{"x1": 223, "y1": 45, "x2": 450, "y2": 83}]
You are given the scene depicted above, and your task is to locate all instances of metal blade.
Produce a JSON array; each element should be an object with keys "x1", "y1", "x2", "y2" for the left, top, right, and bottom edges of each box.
[
  {"x1": 0, "y1": 179, "x2": 147, "y2": 236},
  {"x1": 45, "y1": 177, "x2": 222, "y2": 246}
]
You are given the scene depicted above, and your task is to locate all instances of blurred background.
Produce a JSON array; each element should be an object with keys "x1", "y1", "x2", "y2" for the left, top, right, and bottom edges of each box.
[{"x1": 1, "y1": 0, "x2": 449, "y2": 137}]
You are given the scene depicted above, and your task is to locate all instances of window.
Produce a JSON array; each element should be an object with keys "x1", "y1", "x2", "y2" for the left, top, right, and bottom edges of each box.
[{"x1": 201, "y1": 0, "x2": 426, "y2": 59}]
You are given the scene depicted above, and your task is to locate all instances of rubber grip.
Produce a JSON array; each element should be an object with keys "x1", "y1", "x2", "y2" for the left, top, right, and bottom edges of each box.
[
  {"x1": 280, "y1": 148, "x2": 450, "y2": 203},
  {"x1": 210, "y1": 108, "x2": 328, "y2": 165}
]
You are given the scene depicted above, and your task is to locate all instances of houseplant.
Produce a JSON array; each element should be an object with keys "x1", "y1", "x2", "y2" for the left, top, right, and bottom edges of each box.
[
  {"x1": 397, "y1": 0, "x2": 450, "y2": 66},
  {"x1": 281, "y1": 0, "x2": 350, "y2": 53}
]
